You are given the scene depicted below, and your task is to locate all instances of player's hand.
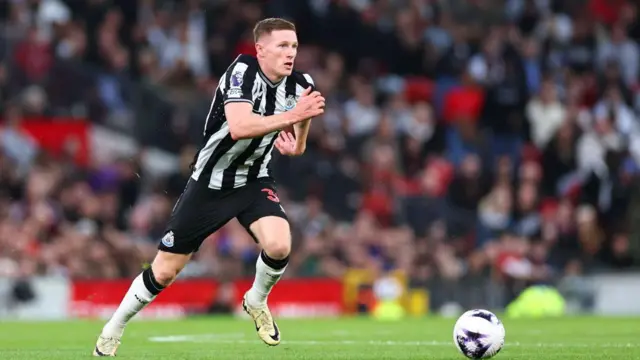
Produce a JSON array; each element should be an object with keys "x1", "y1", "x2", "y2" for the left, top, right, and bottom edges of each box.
[
  {"x1": 292, "y1": 87, "x2": 324, "y2": 122},
  {"x1": 275, "y1": 131, "x2": 302, "y2": 156}
]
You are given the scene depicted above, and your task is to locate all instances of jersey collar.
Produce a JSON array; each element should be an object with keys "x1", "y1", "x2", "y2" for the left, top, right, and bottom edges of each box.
[{"x1": 257, "y1": 66, "x2": 285, "y2": 87}]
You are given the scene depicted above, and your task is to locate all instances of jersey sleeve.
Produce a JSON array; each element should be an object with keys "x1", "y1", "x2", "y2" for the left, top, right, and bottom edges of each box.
[
  {"x1": 300, "y1": 73, "x2": 315, "y2": 92},
  {"x1": 223, "y1": 59, "x2": 258, "y2": 105}
]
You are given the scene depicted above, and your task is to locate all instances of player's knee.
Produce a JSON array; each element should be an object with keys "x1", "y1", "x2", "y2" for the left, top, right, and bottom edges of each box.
[
  {"x1": 151, "y1": 251, "x2": 190, "y2": 286},
  {"x1": 250, "y1": 217, "x2": 292, "y2": 259},
  {"x1": 262, "y1": 239, "x2": 291, "y2": 260},
  {"x1": 150, "y1": 265, "x2": 179, "y2": 286}
]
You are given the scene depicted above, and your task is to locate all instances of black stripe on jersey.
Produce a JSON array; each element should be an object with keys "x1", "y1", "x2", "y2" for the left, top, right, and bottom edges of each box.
[
  {"x1": 204, "y1": 71, "x2": 233, "y2": 137},
  {"x1": 264, "y1": 83, "x2": 278, "y2": 116},
  {"x1": 252, "y1": 97, "x2": 262, "y2": 114},
  {"x1": 294, "y1": 72, "x2": 314, "y2": 92},
  {"x1": 190, "y1": 86, "x2": 227, "y2": 172},
  {"x1": 246, "y1": 84, "x2": 279, "y2": 181},
  {"x1": 197, "y1": 68, "x2": 237, "y2": 185},
  {"x1": 220, "y1": 137, "x2": 263, "y2": 189},
  {"x1": 206, "y1": 90, "x2": 226, "y2": 136},
  {"x1": 251, "y1": 135, "x2": 278, "y2": 180},
  {"x1": 199, "y1": 134, "x2": 236, "y2": 186},
  {"x1": 284, "y1": 74, "x2": 298, "y2": 107}
]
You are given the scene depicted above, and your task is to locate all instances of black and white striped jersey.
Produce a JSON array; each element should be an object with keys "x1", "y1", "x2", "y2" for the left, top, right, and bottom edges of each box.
[{"x1": 190, "y1": 54, "x2": 315, "y2": 190}]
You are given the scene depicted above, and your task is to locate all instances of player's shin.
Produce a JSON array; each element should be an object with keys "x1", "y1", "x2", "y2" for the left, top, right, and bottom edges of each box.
[
  {"x1": 101, "y1": 267, "x2": 165, "y2": 338},
  {"x1": 246, "y1": 250, "x2": 289, "y2": 307}
]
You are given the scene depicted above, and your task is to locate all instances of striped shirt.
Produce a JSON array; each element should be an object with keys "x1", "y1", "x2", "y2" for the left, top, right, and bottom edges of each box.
[{"x1": 191, "y1": 54, "x2": 314, "y2": 190}]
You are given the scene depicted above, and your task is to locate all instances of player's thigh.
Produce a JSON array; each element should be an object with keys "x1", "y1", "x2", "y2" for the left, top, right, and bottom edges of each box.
[
  {"x1": 237, "y1": 183, "x2": 291, "y2": 258},
  {"x1": 161, "y1": 179, "x2": 237, "y2": 255}
]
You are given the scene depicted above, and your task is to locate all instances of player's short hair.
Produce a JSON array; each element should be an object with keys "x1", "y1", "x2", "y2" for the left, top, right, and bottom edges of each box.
[{"x1": 253, "y1": 18, "x2": 296, "y2": 43}]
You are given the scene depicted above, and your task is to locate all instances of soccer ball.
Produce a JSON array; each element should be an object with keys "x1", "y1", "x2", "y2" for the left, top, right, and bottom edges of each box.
[{"x1": 453, "y1": 309, "x2": 505, "y2": 359}]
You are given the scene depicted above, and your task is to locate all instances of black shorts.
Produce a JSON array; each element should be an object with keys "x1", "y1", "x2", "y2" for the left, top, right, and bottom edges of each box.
[{"x1": 159, "y1": 178, "x2": 288, "y2": 254}]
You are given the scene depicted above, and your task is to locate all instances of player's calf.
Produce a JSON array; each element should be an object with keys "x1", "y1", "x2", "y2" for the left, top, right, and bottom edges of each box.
[
  {"x1": 94, "y1": 251, "x2": 190, "y2": 356},
  {"x1": 242, "y1": 249, "x2": 287, "y2": 346},
  {"x1": 246, "y1": 216, "x2": 291, "y2": 307},
  {"x1": 242, "y1": 216, "x2": 291, "y2": 346},
  {"x1": 93, "y1": 266, "x2": 164, "y2": 356}
]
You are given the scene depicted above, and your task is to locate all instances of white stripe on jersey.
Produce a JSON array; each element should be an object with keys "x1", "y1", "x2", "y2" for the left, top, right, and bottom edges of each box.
[
  {"x1": 258, "y1": 140, "x2": 276, "y2": 179},
  {"x1": 252, "y1": 79, "x2": 266, "y2": 108},
  {"x1": 191, "y1": 121, "x2": 230, "y2": 181},
  {"x1": 208, "y1": 137, "x2": 252, "y2": 189},
  {"x1": 302, "y1": 73, "x2": 314, "y2": 87},
  {"x1": 233, "y1": 132, "x2": 278, "y2": 188},
  {"x1": 257, "y1": 84, "x2": 267, "y2": 115},
  {"x1": 295, "y1": 84, "x2": 306, "y2": 98},
  {"x1": 224, "y1": 62, "x2": 250, "y2": 104}
]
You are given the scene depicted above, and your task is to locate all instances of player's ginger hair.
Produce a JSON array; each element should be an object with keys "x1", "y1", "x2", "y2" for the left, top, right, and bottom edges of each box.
[{"x1": 253, "y1": 18, "x2": 296, "y2": 43}]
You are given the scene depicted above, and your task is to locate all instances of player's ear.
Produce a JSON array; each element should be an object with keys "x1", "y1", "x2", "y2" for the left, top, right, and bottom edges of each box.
[{"x1": 255, "y1": 42, "x2": 264, "y2": 57}]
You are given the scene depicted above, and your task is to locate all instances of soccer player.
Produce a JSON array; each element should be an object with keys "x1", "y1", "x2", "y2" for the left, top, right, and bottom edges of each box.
[{"x1": 93, "y1": 18, "x2": 325, "y2": 356}]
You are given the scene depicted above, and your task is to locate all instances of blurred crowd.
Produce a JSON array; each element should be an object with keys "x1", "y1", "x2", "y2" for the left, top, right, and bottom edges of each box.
[{"x1": 1, "y1": 0, "x2": 640, "y2": 306}]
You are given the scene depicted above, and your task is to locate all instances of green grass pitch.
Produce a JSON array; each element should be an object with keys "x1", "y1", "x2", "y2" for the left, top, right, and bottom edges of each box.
[{"x1": 0, "y1": 316, "x2": 638, "y2": 359}]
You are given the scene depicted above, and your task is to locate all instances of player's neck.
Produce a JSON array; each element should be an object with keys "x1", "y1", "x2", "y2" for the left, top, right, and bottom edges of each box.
[{"x1": 257, "y1": 60, "x2": 284, "y2": 84}]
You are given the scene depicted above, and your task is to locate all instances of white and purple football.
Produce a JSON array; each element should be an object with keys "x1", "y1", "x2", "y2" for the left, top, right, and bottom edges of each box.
[{"x1": 453, "y1": 309, "x2": 505, "y2": 359}]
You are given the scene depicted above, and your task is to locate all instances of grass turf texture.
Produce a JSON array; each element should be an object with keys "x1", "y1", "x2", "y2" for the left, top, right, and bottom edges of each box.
[{"x1": 0, "y1": 317, "x2": 637, "y2": 359}]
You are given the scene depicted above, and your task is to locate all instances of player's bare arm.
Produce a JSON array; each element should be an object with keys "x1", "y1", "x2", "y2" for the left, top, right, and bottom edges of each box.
[
  {"x1": 225, "y1": 102, "x2": 296, "y2": 140},
  {"x1": 291, "y1": 119, "x2": 312, "y2": 154},
  {"x1": 291, "y1": 93, "x2": 315, "y2": 155},
  {"x1": 225, "y1": 88, "x2": 324, "y2": 140},
  {"x1": 275, "y1": 120, "x2": 310, "y2": 156}
]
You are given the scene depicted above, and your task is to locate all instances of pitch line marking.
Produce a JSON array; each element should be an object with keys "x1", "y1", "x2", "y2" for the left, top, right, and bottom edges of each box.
[
  {"x1": 147, "y1": 334, "x2": 638, "y2": 348},
  {"x1": 148, "y1": 333, "x2": 245, "y2": 342}
]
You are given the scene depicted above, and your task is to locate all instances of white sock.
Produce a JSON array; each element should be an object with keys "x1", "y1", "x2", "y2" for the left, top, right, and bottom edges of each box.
[
  {"x1": 101, "y1": 270, "x2": 161, "y2": 338},
  {"x1": 246, "y1": 251, "x2": 288, "y2": 307}
]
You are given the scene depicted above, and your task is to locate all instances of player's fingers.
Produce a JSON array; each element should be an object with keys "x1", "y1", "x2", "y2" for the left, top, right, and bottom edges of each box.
[
  {"x1": 301, "y1": 87, "x2": 312, "y2": 96},
  {"x1": 310, "y1": 91, "x2": 322, "y2": 98},
  {"x1": 287, "y1": 132, "x2": 296, "y2": 142}
]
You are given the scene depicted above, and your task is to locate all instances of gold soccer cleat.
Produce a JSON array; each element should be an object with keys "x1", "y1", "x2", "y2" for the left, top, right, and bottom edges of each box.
[
  {"x1": 242, "y1": 292, "x2": 281, "y2": 346},
  {"x1": 93, "y1": 335, "x2": 121, "y2": 357}
]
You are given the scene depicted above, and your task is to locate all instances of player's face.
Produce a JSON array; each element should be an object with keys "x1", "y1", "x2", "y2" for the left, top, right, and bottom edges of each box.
[{"x1": 257, "y1": 30, "x2": 298, "y2": 78}]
